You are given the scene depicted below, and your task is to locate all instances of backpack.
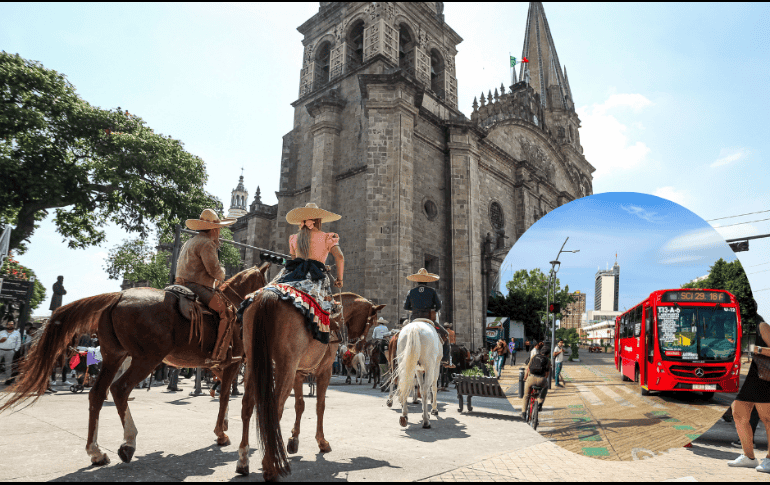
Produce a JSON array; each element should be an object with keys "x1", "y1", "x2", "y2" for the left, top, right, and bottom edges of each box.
[{"x1": 528, "y1": 353, "x2": 549, "y2": 376}]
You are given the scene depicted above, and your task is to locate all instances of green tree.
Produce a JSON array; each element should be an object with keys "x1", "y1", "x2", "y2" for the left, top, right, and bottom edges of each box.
[
  {"x1": 488, "y1": 268, "x2": 574, "y2": 341},
  {"x1": 681, "y1": 258, "x2": 758, "y2": 334},
  {"x1": 104, "y1": 227, "x2": 242, "y2": 290},
  {"x1": 0, "y1": 52, "x2": 218, "y2": 254},
  {"x1": 0, "y1": 256, "x2": 46, "y2": 321}
]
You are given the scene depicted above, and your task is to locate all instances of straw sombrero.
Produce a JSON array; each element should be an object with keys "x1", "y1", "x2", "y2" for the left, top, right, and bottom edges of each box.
[
  {"x1": 286, "y1": 203, "x2": 341, "y2": 225},
  {"x1": 377, "y1": 317, "x2": 389, "y2": 324},
  {"x1": 185, "y1": 209, "x2": 237, "y2": 231},
  {"x1": 444, "y1": 322, "x2": 452, "y2": 328},
  {"x1": 407, "y1": 268, "x2": 439, "y2": 282}
]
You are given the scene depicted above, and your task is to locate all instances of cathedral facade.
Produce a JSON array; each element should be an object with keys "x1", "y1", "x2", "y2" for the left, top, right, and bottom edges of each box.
[{"x1": 229, "y1": 2, "x2": 594, "y2": 348}]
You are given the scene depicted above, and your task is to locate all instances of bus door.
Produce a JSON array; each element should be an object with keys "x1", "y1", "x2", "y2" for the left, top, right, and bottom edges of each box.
[{"x1": 644, "y1": 306, "x2": 653, "y2": 386}]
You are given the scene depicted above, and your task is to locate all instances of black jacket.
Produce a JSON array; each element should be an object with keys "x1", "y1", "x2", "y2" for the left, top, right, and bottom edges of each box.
[{"x1": 404, "y1": 284, "x2": 442, "y2": 312}]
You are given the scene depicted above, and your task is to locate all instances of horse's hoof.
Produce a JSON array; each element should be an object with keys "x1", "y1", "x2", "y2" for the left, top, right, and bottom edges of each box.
[
  {"x1": 319, "y1": 440, "x2": 332, "y2": 453},
  {"x1": 386, "y1": 400, "x2": 393, "y2": 408},
  {"x1": 117, "y1": 445, "x2": 135, "y2": 463},
  {"x1": 431, "y1": 409, "x2": 439, "y2": 416},
  {"x1": 399, "y1": 416, "x2": 408, "y2": 427},
  {"x1": 287, "y1": 437, "x2": 299, "y2": 454},
  {"x1": 422, "y1": 422, "x2": 431, "y2": 429},
  {"x1": 216, "y1": 435, "x2": 231, "y2": 447},
  {"x1": 91, "y1": 454, "x2": 110, "y2": 466},
  {"x1": 235, "y1": 463, "x2": 249, "y2": 476}
]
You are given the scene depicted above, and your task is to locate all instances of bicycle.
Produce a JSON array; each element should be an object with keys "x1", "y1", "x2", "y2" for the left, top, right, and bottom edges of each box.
[{"x1": 524, "y1": 385, "x2": 545, "y2": 430}]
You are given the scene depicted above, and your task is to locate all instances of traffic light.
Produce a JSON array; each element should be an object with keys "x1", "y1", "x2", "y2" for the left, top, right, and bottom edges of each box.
[
  {"x1": 549, "y1": 303, "x2": 561, "y2": 314},
  {"x1": 259, "y1": 252, "x2": 285, "y2": 265},
  {"x1": 728, "y1": 241, "x2": 749, "y2": 252}
]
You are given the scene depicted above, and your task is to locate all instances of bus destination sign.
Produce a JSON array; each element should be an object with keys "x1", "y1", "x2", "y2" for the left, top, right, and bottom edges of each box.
[{"x1": 661, "y1": 290, "x2": 728, "y2": 303}]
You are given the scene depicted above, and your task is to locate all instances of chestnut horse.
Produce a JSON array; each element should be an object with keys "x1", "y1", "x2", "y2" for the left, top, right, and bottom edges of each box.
[
  {"x1": 0, "y1": 264, "x2": 270, "y2": 466},
  {"x1": 235, "y1": 291, "x2": 384, "y2": 481}
]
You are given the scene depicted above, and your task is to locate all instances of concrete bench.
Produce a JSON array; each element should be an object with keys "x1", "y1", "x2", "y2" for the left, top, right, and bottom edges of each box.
[{"x1": 452, "y1": 375, "x2": 518, "y2": 412}]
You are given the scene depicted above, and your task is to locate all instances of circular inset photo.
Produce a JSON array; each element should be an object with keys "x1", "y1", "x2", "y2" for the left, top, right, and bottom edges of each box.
[{"x1": 494, "y1": 192, "x2": 757, "y2": 461}]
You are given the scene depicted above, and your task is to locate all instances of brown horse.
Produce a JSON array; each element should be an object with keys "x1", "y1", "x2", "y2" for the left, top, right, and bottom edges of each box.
[
  {"x1": 235, "y1": 291, "x2": 384, "y2": 481},
  {"x1": 0, "y1": 263, "x2": 270, "y2": 466}
]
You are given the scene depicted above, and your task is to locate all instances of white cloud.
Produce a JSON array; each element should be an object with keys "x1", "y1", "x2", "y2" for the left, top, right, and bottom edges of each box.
[
  {"x1": 653, "y1": 186, "x2": 687, "y2": 207},
  {"x1": 658, "y1": 255, "x2": 701, "y2": 265},
  {"x1": 620, "y1": 204, "x2": 663, "y2": 223},
  {"x1": 711, "y1": 223, "x2": 758, "y2": 241},
  {"x1": 577, "y1": 93, "x2": 652, "y2": 175},
  {"x1": 661, "y1": 227, "x2": 725, "y2": 253},
  {"x1": 711, "y1": 147, "x2": 748, "y2": 168}
]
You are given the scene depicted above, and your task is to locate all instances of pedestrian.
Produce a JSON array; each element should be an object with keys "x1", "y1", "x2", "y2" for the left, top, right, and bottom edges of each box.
[
  {"x1": 727, "y1": 315, "x2": 770, "y2": 473},
  {"x1": 553, "y1": 340, "x2": 565, "y2": 387},
  {"x1": 530, "y1": 341, "x2": 544, "y2": 361},
  {"x1": 166, "y1": 365, "x2": 181, "y2": 392},
  {"x1": 509, "y1": 338, "x2": 517, "y2": 366},
  {"x1": 0, "y1": 320, "x2": 21, "y2": 384},
  {"x1": 49, "y1": 276, "x2": 67, "y2": 312},
  {"x1": 525, "y1": 340, "x2": 531, "y2": 353}
]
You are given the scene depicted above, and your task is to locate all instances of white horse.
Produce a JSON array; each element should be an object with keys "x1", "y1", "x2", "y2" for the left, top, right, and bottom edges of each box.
[
  {"x1": 346, "y1": 352, "x2": 367, "y2": 385},
  {"x1": 396, "y1": 319, "x2": 442, "y2": 429}
]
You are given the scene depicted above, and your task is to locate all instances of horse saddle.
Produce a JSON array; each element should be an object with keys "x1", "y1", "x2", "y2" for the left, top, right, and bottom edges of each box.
[
  {"x1": 409, "y1": 318, "x2": 448, "y2": 344},
  {"x1": 164, "y1": 285, "x2": 214, "y2": 322}
]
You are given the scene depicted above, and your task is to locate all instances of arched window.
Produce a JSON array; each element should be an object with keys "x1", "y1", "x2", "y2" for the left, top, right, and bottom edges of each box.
[
  {"x1": 316, "y1": 41, "x2": 331, "y2": 85},
  {"x1": 430, "y1": 49, "x2": 445, "y2": 99},
  {"x1": 398, "y1": 24, "x2": 414, "y2": 73},
  {"x1": 569, "y1": 125, "x2": 573, "y2": 141},
  {"x1": 347, "y1": 20, "x2": 365, "y2": 69}
]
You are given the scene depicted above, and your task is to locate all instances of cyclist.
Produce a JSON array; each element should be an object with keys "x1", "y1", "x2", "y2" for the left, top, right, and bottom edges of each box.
[{"x1": 521, "y1": 345, "x2": 551, "y2": 420}]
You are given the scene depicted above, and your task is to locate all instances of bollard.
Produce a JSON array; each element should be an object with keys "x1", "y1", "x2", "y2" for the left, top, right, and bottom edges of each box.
[{"x1": 518, "y1": 367, "x2": 525, "y2": 399}]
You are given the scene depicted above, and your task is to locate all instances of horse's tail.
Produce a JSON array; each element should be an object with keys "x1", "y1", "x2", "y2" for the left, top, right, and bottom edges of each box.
[
  {"x1": 396, "y1": 324, "x2": 421, "y2": 405},
  {"x1": 0, "y1": 292, "x2": 122, "y2": 413},
  {"x1": 246, "y1": 291, "x2": 290, "y2": 478}
]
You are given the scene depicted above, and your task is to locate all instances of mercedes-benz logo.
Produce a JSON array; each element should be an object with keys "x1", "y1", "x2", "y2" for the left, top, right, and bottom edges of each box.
[{"x1": 694, "y1": 368, "x2": 705, "y2": 378}]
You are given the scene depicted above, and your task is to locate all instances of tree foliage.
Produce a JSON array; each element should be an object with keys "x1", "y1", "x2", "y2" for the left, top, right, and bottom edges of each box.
[
  {"x1": 0, "y1": 51, "x2": 219, "y2": 254},
  {"x1": 488, "y1": 268, "x2": 574, "y2": 341},
  {"x1": 681, "y1": 258, "x2": 758, "y2": 334},
  {"x1": 104, "y1": 227, "x2": 242, "y2": 290}
]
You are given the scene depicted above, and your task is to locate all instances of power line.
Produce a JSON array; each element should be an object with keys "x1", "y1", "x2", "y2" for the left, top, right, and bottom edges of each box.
[
  {"x1": 707, "y1": 209, "x2": 770, "y2": 222},
  {"x1": 748, "y1": 269, "x2": 770, "y2": 275},
  {"x1": 745, "y1": 262, "x2": 770, "y2": 268},
  {"x1": 712, "y1": 217, "x2": 770, "y2": 229},
  {"x1": 754, "y1": 288, "x2": 769, "y2": 292}
]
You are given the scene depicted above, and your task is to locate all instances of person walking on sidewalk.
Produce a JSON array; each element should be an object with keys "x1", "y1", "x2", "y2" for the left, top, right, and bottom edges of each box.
[
  {"x1": 0, "y1": 320, "x2": 21, "y2": 384},
  {"x1": 553, "y1": 340, "x2": 565, "y2": 387},
  {"x1": 727, "y1": 315, "x2": 770, "y2": 474},
  {"x1": 509, "y1": 338, "x2": 517, "y2": 366}
]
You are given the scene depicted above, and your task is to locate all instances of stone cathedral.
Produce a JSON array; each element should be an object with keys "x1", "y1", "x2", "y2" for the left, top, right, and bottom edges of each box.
[{"x1": 228, "y1": 2, "x2": 594, "y2": 348}]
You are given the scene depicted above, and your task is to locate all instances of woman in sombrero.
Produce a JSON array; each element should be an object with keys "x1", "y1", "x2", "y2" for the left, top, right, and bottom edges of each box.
[{"x1": 273, "y1": 203, "x2": 345, "y2": 328}]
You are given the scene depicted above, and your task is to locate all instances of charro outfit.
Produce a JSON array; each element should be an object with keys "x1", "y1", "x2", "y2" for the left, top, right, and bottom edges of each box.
[
  {"x1": 174, "y1": 209, "x2": 239, "y2": 370},
  {"x1": 403, "y1": 268, "x2": 450, "y2": 364}
]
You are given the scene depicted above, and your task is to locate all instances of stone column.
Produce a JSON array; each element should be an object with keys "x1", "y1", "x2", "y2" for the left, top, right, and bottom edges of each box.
[
  {"x1": 360, "y1": 73, "x2": 419, "y2": 325},
  {"x1": 305, "y1": 91, "x2": 346, "y2": 211},
  {"x1": 447, "y1": 124, "x2": 483, "y2": 348}
]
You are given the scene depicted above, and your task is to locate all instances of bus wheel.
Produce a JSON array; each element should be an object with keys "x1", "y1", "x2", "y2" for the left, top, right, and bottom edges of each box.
[
  {"x1": 701, "y1": 391, "x2": 715, "y2": 400},
  {"x1": 641, "y1": 386, "x2": 650, "y2": 396}
]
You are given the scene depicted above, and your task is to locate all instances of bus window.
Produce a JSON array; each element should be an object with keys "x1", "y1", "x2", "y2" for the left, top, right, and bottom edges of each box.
[{"x1": 634, "y1": 307, "x2": 642, "y2": 337}]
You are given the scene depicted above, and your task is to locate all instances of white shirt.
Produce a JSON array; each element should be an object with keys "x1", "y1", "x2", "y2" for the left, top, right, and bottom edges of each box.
[
  {"x1": 554, "y1": 345, "x2": 564, "y2": 363},
  {"x1": 530, "y1": 348, "x2": 538, "y2": 359},
  {"x1": 372, "y1": 324, "x2": 389, "y2": 340},
  {"x1": 0, "y1": 329, "x2": 21, "y2": 352}
]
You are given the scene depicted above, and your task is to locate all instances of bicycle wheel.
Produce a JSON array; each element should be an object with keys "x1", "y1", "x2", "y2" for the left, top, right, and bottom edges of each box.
[{"x1": 531, "y1": 400, "x2": 539, "y2": 430}]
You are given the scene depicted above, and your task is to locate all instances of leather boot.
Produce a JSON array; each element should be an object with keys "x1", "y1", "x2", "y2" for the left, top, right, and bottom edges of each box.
[{"x1": 206, "y1": 294, "x2": 235, "y2": 371}]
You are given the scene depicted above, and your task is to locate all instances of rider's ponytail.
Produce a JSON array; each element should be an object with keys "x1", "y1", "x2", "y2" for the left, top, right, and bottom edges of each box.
[{"x1": 296, "y1": 218, "x2": 322, "y2": 259}]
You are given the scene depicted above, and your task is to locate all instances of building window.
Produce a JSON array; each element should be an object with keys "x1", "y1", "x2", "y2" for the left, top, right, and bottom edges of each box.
[
  {"x1": 424, "y1": 199, "x2": 438, "y2": 221},
  {"x1": 316, "y1": 41, "x2": 331, "y2": 85},
  {"x1": 489, "y1": 201, "x2": 504, "y2": 230},
  {"x1": 430, "y1": 49, "x2": 445, "y2": 99},
  {"x1": 348, "y1": 20, "x2": 364, "y2": 69},
  {"x1": 398, "y1": 24, "x2": 414, "y2": 73}
]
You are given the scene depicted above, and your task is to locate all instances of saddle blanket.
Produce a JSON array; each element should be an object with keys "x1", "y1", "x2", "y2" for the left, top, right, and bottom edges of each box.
[{"x1": 238, "y1": 283, "x2": 330, "y2": 345}]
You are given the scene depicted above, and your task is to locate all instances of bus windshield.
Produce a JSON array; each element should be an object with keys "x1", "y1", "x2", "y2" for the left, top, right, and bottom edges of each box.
[{"x1": 656, "y1": 306, "x2": 737, "y2": 362}]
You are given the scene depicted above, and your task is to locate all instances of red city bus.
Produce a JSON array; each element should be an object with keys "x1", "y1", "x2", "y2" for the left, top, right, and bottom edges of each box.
[{"x1": 614, "y1": 289, "x2": 741, "y2": 398}]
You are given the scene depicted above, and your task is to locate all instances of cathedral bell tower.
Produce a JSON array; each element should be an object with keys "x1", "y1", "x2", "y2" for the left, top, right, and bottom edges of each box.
[{"x1": 227, "y1": 172, "x2": 248, "y2": 219}]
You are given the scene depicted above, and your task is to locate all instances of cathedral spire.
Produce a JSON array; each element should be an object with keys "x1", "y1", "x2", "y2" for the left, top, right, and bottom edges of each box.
[{"x1": 519, "y1": 2, "x2": 569, "y2": 110}]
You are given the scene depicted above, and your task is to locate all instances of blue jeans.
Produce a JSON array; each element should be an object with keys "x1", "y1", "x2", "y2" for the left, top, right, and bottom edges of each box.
[
  {"x1": 495, "y1": 355, "x2": 504, "y2": 376},
  {"x1": 555, "y1": 362, "x2": 563, "y2": 386}
]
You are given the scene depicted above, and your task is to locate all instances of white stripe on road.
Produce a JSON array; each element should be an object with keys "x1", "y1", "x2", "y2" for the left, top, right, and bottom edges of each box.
[
  {"x1": 576, "y1": 384, "x2": 604, "y2": 406},
  {"x1": 595, "y1": 385, "x2": 634, "y2": 407}
]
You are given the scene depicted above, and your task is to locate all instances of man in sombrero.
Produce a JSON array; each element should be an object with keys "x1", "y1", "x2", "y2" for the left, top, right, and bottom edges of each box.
[
  {"x1": 175, "y1": 209, "x2": 238, "y2": 370},
  {"x1": 404, "y1": 268, "x2": 451, "y2": 366}
]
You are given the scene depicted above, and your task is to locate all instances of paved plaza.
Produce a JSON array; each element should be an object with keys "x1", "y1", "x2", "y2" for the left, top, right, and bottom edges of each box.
[{"x1": 0, "y1": 358, "x2": 766, "y2": 482}]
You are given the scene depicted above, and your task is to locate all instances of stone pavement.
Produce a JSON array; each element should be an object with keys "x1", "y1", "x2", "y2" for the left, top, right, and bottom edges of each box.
[
  {"x1": 0, "y1": 363, "x2": 766, "y2": 482},
  {"x1": 497, "y1": 352, "x2": 739, "y2": 461}
]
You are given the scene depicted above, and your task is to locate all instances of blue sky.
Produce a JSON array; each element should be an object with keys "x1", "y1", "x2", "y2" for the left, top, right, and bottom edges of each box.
[
  {"x1": 500, "y1": 193, "x2": 740, "y2": 313},
  {"x1": 1, "y1": 3, "x2": 767, "y2": 317}
]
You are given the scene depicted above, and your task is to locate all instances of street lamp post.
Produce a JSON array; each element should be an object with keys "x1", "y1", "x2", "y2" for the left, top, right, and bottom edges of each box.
[{"x1": 546, "y1": 237, "x2": 579, "y2": 389}]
